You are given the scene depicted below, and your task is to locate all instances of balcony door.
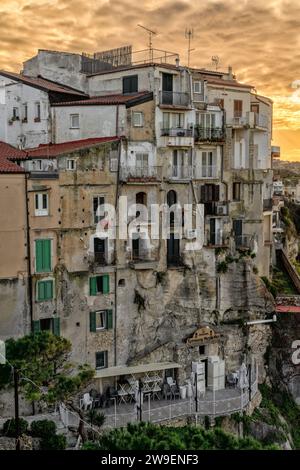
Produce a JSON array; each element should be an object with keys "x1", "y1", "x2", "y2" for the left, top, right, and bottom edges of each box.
[
  {"x1": 209, "y1": 218, "x2": 223, "y2": 246},
  {"x1": 94, "y1": 238, "x2": 106, "y2": 264},
  {"x1": 197, "y1": 113, "x2": 216, "y2": 139},
  {"x1": 201, "y1": 151, "x2": 216, "y2": 178},
  {"x1": 172, "y1": 149, "x2": 192, "y2": 178},
  {"x1": 136, "y1": 153, "x2": 149, "y2": 177},
  {"x1": 233, "y1": 219, "x2": 243, "y2": 247},
  {"x1": 167, "y1": 233, "x2": 180, "y2": 266},
  {"x1": 162, "y1": 73, "x2": 173, "y2": 105}
]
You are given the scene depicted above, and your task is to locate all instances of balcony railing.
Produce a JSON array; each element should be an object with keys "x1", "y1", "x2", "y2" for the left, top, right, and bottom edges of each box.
[
  {"x1": 159, "y1": 91, "x2": 189, "y2": 107},
  {"x1": 94, "y1": 252, "x2": 107, "y2": 265},
  {"x1": 169, "y1": 165, "x2": 193, "y2": 179},
  {"x1": 198, "y1": 165, "x2": 218, "y2": 178},
  {"x1": 234, "y1": 234, "x2": 255, "y2": 250},
  {"x1": 120, "y1": 166, "x2": 162, "y2": 181},
  {"x1": 194, "y1": 126, "x2": 225, "y2": 142},
  {"x1": 206, "y1": 229, "x2": 228, "y2": 247},
  {"x1": 132, "y1": 249, "x2": 153, "y2": 262},
  {"x1": 161, "y1": 128, "x2": 193, "y2": 137},
  {"x1": 202, "y1": 202, "x2": 228, "y2": 216},
  {"x1": 253, "y1": 112, "x2": 268, "y2": 129},
  {"x1": 167, "y1": 254, "x2": 183, "y2": 267}
]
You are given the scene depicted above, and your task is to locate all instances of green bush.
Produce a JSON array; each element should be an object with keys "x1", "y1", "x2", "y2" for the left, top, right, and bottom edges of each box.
[
  {"x1": 40, "y1": 433, "x2": 67, "y2": 450},
  {"x1": 3, "y1": 418, "x2": 28, "y2": 437},
  {"x1": 217, "y1": 261, "x2": 228, "y2": 273},
  {"x1": 261, "y1": 276, "x2": 277, "y2": 298},
  {"x1": 31, "y1": 419, "x2": 57, "y2": 438}
]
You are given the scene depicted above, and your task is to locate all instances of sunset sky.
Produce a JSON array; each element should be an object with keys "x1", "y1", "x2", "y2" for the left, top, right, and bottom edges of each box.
[{"x1": 1, "y1": 0, "x2": 300, "y2": 159}]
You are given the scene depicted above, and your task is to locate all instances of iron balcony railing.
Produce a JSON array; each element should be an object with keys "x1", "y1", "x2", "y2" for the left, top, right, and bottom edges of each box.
[
  {"x1": 194, "y1": 126, "x2": 225, "y2": 142},
  {"x1": 167, "y1": 254, "x2": 183, "y2": 267},
  {"x1": 253, "y1": 112, "x2": 268, "y2": 128},
  {"x1": 198, "y1": 165, "x2": 218, "y2": 178},
  {"x1": 161, "y1": 128, "x2": 193, "y2": 137},
  {"x1": 169, "y1": 165, "x2": 193, "y2": 179},
  {"x1": 206, "y1": 229, "x2": 229, "y2": 247},
  {"x1": 120, "y1": 166, "x2": 162, "y2": 181},
  {"x1": 131, "y1": 249, "x2": 155, "y2": 262},
  {"x1": 94, "y1": 252, "x2": 107, "y2": 265},
  {"x1": 159, "y1": 91, "x2": 189, "y2": 107},
  {"x1": 234, "y1": 234, "x2": 255, "y2": 250}
]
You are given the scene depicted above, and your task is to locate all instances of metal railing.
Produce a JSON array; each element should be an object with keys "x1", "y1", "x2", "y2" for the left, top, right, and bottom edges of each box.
[
  {"x1": 234, "y1": 234, "x2": 255, "y2": 250},
  {"x1": 194, "y1": 126, "x2": 225, "y2": 142},
  {"x1": 253, "y1": 113, "x2": 268, "y2": 128},
  {"x1": 167, "y1": 254, "x2": 183, "y2": 267},
  {"x1": 161, "y1": 128, "x2": 193, "y2": 137},
  {"x1": 198, "y1": 165, "x2": 218, "y2": 178},
  {"x1": 94, "y1": 252, "x2": 107, "y2": 265},
  {"x1": 159, "y1": 91, "x2": 189, "y2": 107},
  {"x1": 169, "y1": 165, "x2": 193, "y2": 179},
  {"x1": 120, "y1": 166, "x2": 162, "y2": 181},
  {"x1": 131, "y1": 249, "x2": 154, "y2": 262}
]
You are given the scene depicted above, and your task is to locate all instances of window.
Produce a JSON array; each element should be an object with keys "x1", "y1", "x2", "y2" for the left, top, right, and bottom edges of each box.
[
  {"x1": 90, "y1": 310, "x2": 113, "y2": 332},
  {"x1": 32, "y1": 317, "x2": 60, "y2": 336},
  {"x1": 35, "y1": 239, "x2": 51, "y2": 273},
  {"x1": 199, "y1": 345, "x2": 206, "y2": 355},
  {"x1": 132, "y1": 111, "x2": 143, "y2": 127},
  {"x1": 31, "y1": 159, "x2": 42, "y2": 171},
  {"x1": 123, "y1": 75, "x2": 138, "y2": 94},
  {"x1": 162, "y1": 112, "x2": 184, "y2": 130},
  {"x1": 36, "y1": 279, "x2": 53, "y2": 301},
  {"x1": 233, "y1": 182, "x2": 241, "y2": 201},
  {"x1": 70, "y1": 114, "x2": 79, "y2": 129},
  {"x1": 35, "y1": 102, "x2": 41, "y2": 122},
  {"x1": 200, "y1": 184, "x2": 220, "y2": 203},
  {"x1": 201, "y1": 151, "x2": 216, "y2": 177},
  {"x1": 35, "y1": 192, "x2": 49, "y2": 216},
  {"x1": 22, "y1": 103, "x2": 28, "y2": 122},
  {"x1": 136, "y1": 153, "x2": 148, "y2": 175},
  {"x1": 93, "y1": 196, "x2": 105, "y2": 224},
  {"x1": 89, "y1": 274, "x2": 110, "y2": 295},
  {"x1": 196, "y1": 113, "x2": 216, "y2": 129},
  {"x1": 214, "y1": 98, "x2": 224, "y2": 109},
  {"x1": 96, "y1": 351, "x2": 108, "y2": 369},
  {"x1": 12, "y1": 107, "x2": 19, "y2": 120},
  {"x1": 251, "y1": 104, "x2": 259, "y2": 114},
  {"x1": 118, "y1": 279, "x2": 125, "y2": 287},
  {"x1": 194, "y1": 81, "x2": 202, "y2": 94},
  {"x1": 66, "y1": 159, "x2": 76, "y2": 171},
  {"x1": 234, "y1": 100, "x2": 243, "y2": 118}
]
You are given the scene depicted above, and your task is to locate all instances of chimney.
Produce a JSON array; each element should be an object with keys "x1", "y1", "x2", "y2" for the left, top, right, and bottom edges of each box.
[
  {"x1": 228, "y1": 66, "x2": 233, "y2": 80},
  {"x1": 175, "y1": 57, "x2": 180, "y2": 68}
]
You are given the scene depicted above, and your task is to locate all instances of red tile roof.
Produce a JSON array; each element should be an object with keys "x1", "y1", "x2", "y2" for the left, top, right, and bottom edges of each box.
[
  {"x1": 276, "y1": 305, "x2": 300, "y2": 313},
  {"x1": 26, "y1": 137, "x2": 119, "y2": 158},
  {"x1": 52, "y1": 91, "x2": 153, "y2": 107},
  {"x1": 207, "y1": 77, "x2": 253, "y2": 90},
  {"x1": 0, "y1": 71, "x2": 87, "y2": 97},
  {"x1": 0, "y1": 142, "x2": 25, "y2": 173}
]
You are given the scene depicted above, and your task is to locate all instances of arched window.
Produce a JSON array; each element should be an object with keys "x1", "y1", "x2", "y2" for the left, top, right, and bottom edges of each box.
[
  {"x1": 136, "y1": 192, "x2": 147, "y2": 206},
  {"x1": 167, "y1": 190, "x2": 177, "y2": 206}
]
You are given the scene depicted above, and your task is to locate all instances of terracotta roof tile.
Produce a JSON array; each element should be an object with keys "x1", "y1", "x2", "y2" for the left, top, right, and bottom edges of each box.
[
  {"x1": 26, "y1": 137, "x2": 120, "y2": 158},
  {"x1": 52, "y1": 91, "x2": 153, "y2": 107},
  {"x1": 207, "y1": 78, "x2": 253, "y2": 89},
  {"x1": 0, "y1": 142, "x2": 25, "y2": 173},
  {"x1": 0, "y1": 71, "x2": 87, "y2": 96}
]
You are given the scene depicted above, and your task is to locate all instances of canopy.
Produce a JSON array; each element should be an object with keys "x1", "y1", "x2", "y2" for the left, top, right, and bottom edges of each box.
[{"x1": 95, "y1": 362, "x2": 182, "y2": 379}]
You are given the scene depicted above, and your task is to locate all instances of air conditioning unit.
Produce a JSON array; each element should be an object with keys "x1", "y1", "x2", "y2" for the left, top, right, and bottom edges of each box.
[{"x1": 216, "y1": 205, "x2": 227, "y2": 216}]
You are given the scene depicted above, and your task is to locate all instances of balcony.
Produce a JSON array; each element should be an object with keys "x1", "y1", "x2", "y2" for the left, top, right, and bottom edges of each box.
[
  {"x1": 196, "y1": 165, "x2": 218, "y2": 179},
  {"x1": 161, "y1": 127, "x2": 193, "y2": 147},
  {"x1": 94, "y1": 252, "x2": 107, "y2": 266},
  {"x1": 168, "y1": 165, "x2": 193, "y2": 180},
  {"x1": 202, "y1": 202, "x2": 228, "y2": 216},
  {"x1": 194, "y1": 126, "x2": 225, "y2": 143},
  {"x1": 128, "y1": 249, "x2": 158, "y2": 270},
  {"x1": 159, "y1": 91, "x2": 189, "y2": 107},
  {"x1": 206, "y1": 230, "x2": 229, "y2": 248},
  {"x1": 120, "y1": 166, "x2": 162, "y2": 183},
  {"x1": 229, "y1": 115, "x2": 248, "y2": 128},
  {"x1": 167, "y1": 254, "x2": 184, "y2": 267},
  {"x1": 234, "y1": 234, "x2": 255, "y2": 251}
]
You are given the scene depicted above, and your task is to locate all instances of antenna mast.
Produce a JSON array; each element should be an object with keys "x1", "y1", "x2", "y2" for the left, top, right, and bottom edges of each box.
[
  {"x1": 211, "y1": 56, "x2": 220, "y2": 71},
  {"x1": 138, "y1": 24, "x2": 157, "y2": 62},
  {"x1": 185, "y1": 28, "x2": 194, "y2": 68}
]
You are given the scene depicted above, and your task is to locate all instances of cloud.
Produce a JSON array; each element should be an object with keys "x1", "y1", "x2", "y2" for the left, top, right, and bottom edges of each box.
[{"x1": 0, "y1": 0, "x2": 299, "y2": 158}]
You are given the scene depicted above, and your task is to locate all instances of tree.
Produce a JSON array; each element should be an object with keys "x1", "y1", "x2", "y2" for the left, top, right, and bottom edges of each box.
[{"x1": 0, "y1": 331, "x2": 94, "y2": 442}]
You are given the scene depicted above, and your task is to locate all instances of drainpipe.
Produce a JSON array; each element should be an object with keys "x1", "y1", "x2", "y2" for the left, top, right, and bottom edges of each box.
[
  {"x1": 24, "y1": 173, "x2": 33, "y2": 330},
  {"x1": 246, "y1": 315, "x2": 277, "y2": 325}
]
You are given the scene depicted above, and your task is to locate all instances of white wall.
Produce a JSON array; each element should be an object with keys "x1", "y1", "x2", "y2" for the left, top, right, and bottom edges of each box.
[
  {"x1": 207, "y1": 86, "x2": 251, "y2": 124},
  {"x1": 52, "y1": 104, "x2": 127, "y2": 143},
  {"x1": 88, "y1": 67, "x2": 155, "y2": 96},
  {"x1": 0, "y1": 75, "x2": 50, "y2": 148}
]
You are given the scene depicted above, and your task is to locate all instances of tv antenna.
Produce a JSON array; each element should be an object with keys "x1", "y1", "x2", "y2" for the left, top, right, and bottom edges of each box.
[
  {"x1": 138, "y1": 24, "x2": 157, "y2": 62},
  {"x1": 211, "y1": 56, "x2": 220, "y2": 71},
  {"x1": 185, "y1": 28, "x2": 194, "y2": 67}
]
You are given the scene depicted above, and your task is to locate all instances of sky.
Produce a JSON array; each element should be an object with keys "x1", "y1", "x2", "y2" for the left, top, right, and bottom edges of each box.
[{"x1": 0, "y1": 0, "x2": 300, "y2": 160}]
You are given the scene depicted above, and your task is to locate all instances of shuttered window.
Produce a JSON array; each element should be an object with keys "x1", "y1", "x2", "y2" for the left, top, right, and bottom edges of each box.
[
  {"x1": 32, "y1": 317, "x2": 60, "y2": 336},
  {"x1": 123, "y1": 75, "x2": 138, "y2": 94},
  {"x1": 35, "y1": 239, "x2": 51, "y2": 273},
  {"x1": 90, "y1": 310, "x2": 113, "y2": 332},
  {"x1": 89, "y1": 274, "x2": 110, "y2": 295},
  {"x1": 234, "y1": 100, "x2": 243, "y2": 118},
  {"x1": 37, "y1": 280, "x2": 53, "y2": 301},
  {"x1": 200, "y1": 184, "x2": 220, "y2": 202}
]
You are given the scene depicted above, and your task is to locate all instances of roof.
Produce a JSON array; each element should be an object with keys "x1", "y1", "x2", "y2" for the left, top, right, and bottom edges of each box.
[
  {"x1": 0, "y1": 71, "x2": 87, "y2": 97},
  {"x1": 0, "y1": 142, "x2": 25, "y2": 173},
  {"x1": 87, "y1": 62, "x2": 182, "y2": 77},
  {"x1": 26, "y1": 136, "x2": 119, "y2": 158},
  {"x1": 52, "y1": 91, "x2": 153, "y2": 107},
  {"x1": 276, "y1": 305, "x2": 300, "y2": 313},
  {"x1": 207, "y1": 77, "x2": 253, "y2": 90},
  {"x1": 94, "y1": 362, "x2": 182, "y2": 379}
]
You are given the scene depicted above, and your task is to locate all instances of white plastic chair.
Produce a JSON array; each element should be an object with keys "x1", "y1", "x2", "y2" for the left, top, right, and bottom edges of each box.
[{"x1": 81, "y1": 392, "x2": 93, "y2": 410}]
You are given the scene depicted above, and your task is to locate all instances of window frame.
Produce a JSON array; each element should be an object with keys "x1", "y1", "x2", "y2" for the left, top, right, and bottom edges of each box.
[
  {"x1": 12, "y1": 107, "x2": 19, "y2": 120},
  {"x1": 132, "y1": 111, "x2": 144, "y2": 127},
  {"x1": 193, "y1": 81, "x2": 202, "y2": 95},
  {"x1": 36, "y1": 279, "x2": 54, "y2": 302},
  {"x1": 232, "y1": 182, "x2": 241, "y2": 201},
  {"x1": 34, "y1": 102, "x2": 41, "y2": 122},
  {"x1": 34, "y1": 192, "x2": 49, "y2": 216},
  {"x1": 122, "y1": 75, "x2": 138, "y2": 94},
  {"x1": 35, "y1": 239, "x2": 52, "y2": 273},
  {"x1": 93, "y1": 195, "x2": 105, "y2": 224},
  {"x1": 66, "y1": 159, "x2": 76, "y2": 171},
  {"x1": 70, "y1": 113, "x2": 80, "y2": 129},
  {"x1": 95, "y1": 351, "x2": 108, "y2": 370}
]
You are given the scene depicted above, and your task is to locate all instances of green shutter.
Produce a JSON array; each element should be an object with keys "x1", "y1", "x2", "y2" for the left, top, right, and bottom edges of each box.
[
  {"x1": 102, "y1": 274, "x2": 110, "y2": 294},
  {"x1": 90, "y1": 311, "x2": 96, "y2": 332},
  {"x1": 106, "y1": 309, "x2": 113, "y2": 329},
  {"x1": 53, "y1": 317, "x2": 60, "y2": 336},
  {"x1": 37, "y1": 281, "x2": 45, "y2": 301},
  {"x1": 37, "y1": 280, "x2": 53, "y2": 301},
  {"x1": 89, "y1": 277, "x2": 97, "y2": 295},
  {"x1": 35, "y1": 239, "x2": 51, "y2": 273},
  {"x1": 45, "y1": 280, "x2": 53, "y2": 300},
  {"x1": 32, "y1": 320, "x2": 41, "y2": 334}
]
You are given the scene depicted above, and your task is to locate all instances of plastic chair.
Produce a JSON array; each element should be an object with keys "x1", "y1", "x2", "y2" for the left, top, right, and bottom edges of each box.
[{"x1": 80, "y1": 393, "x2": 93, "y2": 410}]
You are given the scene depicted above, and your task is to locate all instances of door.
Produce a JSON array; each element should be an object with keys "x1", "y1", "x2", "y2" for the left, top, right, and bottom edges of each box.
[
  {"x1": 132, "y1": 236, "x2": 140, "y2": 260},
  {"x1": 162, "y1": 73, "x2": 173, "y2": 105},
  {"x1": 233, "y1": 219, "x2": 243, "y2": 247},
  {"x1": 94, "y1": 238, "x2": 106, "y2": 264},
  {"x1": 167, "y1": 233, "x2": 180, "y2": 266}
]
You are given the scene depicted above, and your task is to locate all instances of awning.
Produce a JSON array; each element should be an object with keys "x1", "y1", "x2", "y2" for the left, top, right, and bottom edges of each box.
[
  {"x1": 276, "y1": 305, "x2": 300, "y2": 313},
  {"x1": 95, "y1": 362, "x2": 182, "y2": 379}
]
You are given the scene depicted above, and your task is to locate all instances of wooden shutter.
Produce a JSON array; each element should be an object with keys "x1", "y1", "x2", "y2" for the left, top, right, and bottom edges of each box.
[
  {"x1": 214, "y1": 185, "x2": 220, "y2": 202},
  {"x1": 106, "y1": 310, "x2": 113, "y2": 329},
  {"x1": 45, "y1": 280, "x2": 53, "y2": 300},
  {"x1": 32, "y1": 320, "x2": 41, "y2": 334},
  {"x1": 36, "y1": 239, "x2": 51, "y2": 272},
  {"x1": 89, "y1": 277, "x2": 97, "y2": 295},
  {"x1": 90, "y1": 311, "x2": 96, "y2": 332},
  {"x1": 200, "y1": 185, "x2": 206, "y2": 202},
  {"x1": 37, "y1": 281, "x2": 45, "y2": 301},
  {"x1": 35, "y1": 240, "x2": 43, "y2": 272},
  {"x1": 53, "y1": 317, "x2": 60, "y2": 336},
  {"x1": 102, "y1": 274, "x2": 110, "y2": 294}
]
